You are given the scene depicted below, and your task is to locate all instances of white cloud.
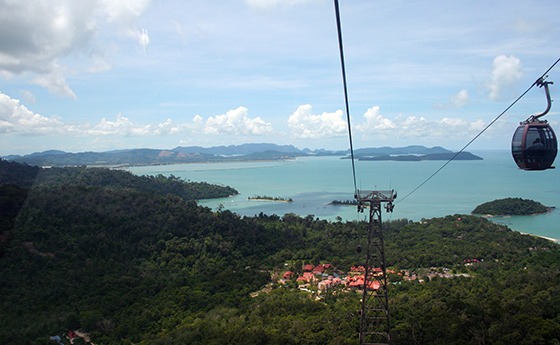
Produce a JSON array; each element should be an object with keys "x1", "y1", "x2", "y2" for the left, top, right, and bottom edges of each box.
[
  {"x1": 89, "y1": 114, "x2": 189, "y2": 136},
  {"x1": 486, "y1": 55, "x2": 523, "y2": 101},
  {"x1": 356, "y1": 106, "x2": 489, "y2": 141},
  {"x1": 358, "y1": 106, "x2": 396, "y2": 131},
  {"x1": 90, "y1": 113, "x2": 149, "y2": 136},
  {"x1": 0, "y1": 92, "x2": 273, "y2": 138},
  {"x1": 202, "y1": 106, "x2": 273, "y2": 135},
  {"x1": 0, "y1": 1, "x2": 96, "y2": 74},
  {"x1": 31, "y1": 63, "x2": 77, "y2": 99},
  {"x1": 0, "y1": 0, "x2": 151, "y2": 97},
  {"x1": 433, "y1": 89, "x2": 470, "y2": 109},
  {"x1": 0, "y1": 92, "x2": 66, "y2": 135},
  {"x1": 288, "y1": 104, "x2": 347, "y2": 139},
  {"x1": 0, "y1": 92, "x2": 191, "y2": 137},
  {"x1": 192, "y1": 114, "x2": 204, "y2": 124}
]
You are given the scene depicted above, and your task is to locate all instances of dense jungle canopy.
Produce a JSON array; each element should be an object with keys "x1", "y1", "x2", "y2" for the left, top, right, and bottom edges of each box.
[{"x1": 1, "y1": 160, "x2": 559, "y2": 345}]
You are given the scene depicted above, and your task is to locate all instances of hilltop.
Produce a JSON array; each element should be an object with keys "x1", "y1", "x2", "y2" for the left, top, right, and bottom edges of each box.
[{"x1": 3, "y1": 144, "x2": 482, "y2": 167}]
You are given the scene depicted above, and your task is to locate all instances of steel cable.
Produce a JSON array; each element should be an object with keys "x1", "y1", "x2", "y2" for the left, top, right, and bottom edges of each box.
[{"x1": 398, "y1": 57, "x2": 560, "y2": 204}]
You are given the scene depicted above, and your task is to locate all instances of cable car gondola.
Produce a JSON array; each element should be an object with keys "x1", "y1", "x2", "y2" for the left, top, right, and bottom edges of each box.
[{"x1": 511, "y1": 77, "x2": 557, "y2": 170}]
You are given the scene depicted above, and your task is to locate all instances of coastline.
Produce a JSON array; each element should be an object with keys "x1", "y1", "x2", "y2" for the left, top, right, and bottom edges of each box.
[
  {"x1": 248, "y1": 198, "x2": 293, "y2": 203},
  {"x1": 477, "y1": 206, "x2": 556, "y2": 219},
  {"x1": 132, "y1": 154, "x2": 560, "y2": 242},
  {"x1": 519, "y1": 232, "x2": 558, "y2": 243}
]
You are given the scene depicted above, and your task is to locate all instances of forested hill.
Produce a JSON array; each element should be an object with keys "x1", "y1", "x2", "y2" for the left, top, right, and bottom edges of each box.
[
  {"x1": 0, "y1": 159, "x2": 237, "y2": 201},
  {"x1": 0, "y1": 159, "x2": 41, "y2": 187},
  {"x1": 1, "y1": 157, "x2": 560, "y2": 345},
  {"x1": 473, "y1": 197, "x2": 552, "y2": 216},
  {"x1": 35, "y1": 166, "x2": 238, "y2": 200}
]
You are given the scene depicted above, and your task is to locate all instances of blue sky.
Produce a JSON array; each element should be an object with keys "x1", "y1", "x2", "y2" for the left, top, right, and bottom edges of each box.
[{"x1": 1, "y1": 0, "x2": 559, "y2": 156}]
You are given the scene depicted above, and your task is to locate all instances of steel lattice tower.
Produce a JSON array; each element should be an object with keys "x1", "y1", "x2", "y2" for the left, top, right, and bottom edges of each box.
[{"x1": 356, "y1": 190, "x2": 396, "y2": 345}]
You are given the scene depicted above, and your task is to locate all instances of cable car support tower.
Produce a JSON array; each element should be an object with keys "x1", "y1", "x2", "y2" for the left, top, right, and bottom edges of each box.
[
  {"x1": 356, "y1": 190, "x2": 396, "y2": 345},
  {"x1": 333, "y1": 0, "x2": 397, "y2": 343}
]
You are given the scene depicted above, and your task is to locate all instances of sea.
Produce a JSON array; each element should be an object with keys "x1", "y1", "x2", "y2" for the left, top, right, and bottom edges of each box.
[{"x1": 127, "y1": 150, "x2": 560, "y2": 242}]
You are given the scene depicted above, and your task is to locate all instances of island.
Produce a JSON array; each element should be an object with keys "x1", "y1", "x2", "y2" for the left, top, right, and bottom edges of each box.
[
  {"x1": 3, "y1": 144, "x2": 483, "y2": 167},
  {"x1": 248, "y1": 195, "x2": 293, "y2": 202},
  {"x1": 354, "y1": 152, "x2": 483, "y2": 161},
  {"x1": 472, "y1": 197, "x2": 554, "y2": 216},
  {"x1": 329, "y1": 199, "x2": 359, "y2": 206}
]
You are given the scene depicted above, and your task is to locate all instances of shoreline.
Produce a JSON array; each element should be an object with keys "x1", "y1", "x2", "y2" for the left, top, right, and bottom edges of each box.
[
  {"x1": 248, "y1": 198, "x2": 293, "y2": 203},
  {"x1": 477, "y1": 206, "x2": 556, "y2": 218},
  {"x1": 471, "y1": 206, "x2": 556, "y2": 218},
  {"x1": 519, "y1": 231, "x2": 558, "y2": 243}
]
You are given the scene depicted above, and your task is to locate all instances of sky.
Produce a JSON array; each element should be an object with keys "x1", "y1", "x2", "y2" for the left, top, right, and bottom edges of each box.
[{"x1": 1, "y1": 0, "x2": 560, "y2": 156}]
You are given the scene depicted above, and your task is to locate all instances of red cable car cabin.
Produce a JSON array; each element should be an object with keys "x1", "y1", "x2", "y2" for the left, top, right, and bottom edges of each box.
[{"x1": 512, "y1": 120, "x2": 557, "y2": 170}]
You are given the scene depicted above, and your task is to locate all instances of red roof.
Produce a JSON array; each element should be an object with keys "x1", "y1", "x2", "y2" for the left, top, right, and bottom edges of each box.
[
  {"x1": 312, "y1": 265, "x2": 325, "y2": 273},
  {"x1": 303, "y1": 264, "x2": 314, "y2": 271},
  {"x1": 283, "y1": 271, "x2": 293, "y2": 278},
  {"x1": 345, "y1": 274, "x2": 380, "y2": 290}
]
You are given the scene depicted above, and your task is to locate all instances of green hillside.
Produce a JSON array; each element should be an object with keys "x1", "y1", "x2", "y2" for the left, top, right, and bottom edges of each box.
[
  {"x1": 473, "y1": 197, "x2": 550, "y2": 216},
  {"x1": 1, "y1": 162, "x2": 559, "y2": 344}
]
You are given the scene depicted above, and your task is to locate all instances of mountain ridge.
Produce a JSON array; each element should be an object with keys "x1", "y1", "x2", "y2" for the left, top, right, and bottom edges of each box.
[{"x1": 3, "y1": 143, "x2": 482, "y2": 167}]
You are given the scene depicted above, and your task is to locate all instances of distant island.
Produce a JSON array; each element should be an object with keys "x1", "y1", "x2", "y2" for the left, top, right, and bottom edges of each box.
[
  {"x1": 344, "y1": 146, "x2": 483, "y2": 161},
  {"x1": 355, "y1": 152, "x2": 482, "y2": 161},
  {"x1": 330, "y1": 199, "x2": 358, "y2": 206},
  {"x1": 2, "y1": 143, "x2": 482, "y2": 167},
  {"x1": 248, "y1": 195, "x2": 293, "y2": 202},
  {"x1": 472, "y1": 197, "x2": 554, "y2": 216}
]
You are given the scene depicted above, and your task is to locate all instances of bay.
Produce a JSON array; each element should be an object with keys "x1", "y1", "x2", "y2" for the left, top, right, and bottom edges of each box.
[{"x1": 127, "y1": 150, "x2": 560, "y2": 241}]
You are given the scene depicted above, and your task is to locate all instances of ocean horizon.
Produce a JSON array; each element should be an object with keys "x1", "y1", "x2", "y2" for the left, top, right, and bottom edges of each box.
[{"x1": 128, "y1": 149, "x2": 560, "y2": 242}]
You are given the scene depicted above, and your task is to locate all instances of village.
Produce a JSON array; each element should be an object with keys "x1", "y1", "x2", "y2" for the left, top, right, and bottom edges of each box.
[
  {"x1": 52, "y1": 262, "x2": 476, "y2": 345},
  {"x1": 273, "y1": 262, "x2": 473, "y2": 295}
]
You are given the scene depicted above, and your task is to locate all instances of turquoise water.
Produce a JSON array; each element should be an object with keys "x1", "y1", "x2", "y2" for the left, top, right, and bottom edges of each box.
[{"x1": 128, "y1": 150, "x2": 560, "y2": 241}]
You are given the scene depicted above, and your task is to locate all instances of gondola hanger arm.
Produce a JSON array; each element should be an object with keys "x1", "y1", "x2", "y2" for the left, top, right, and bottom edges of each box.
[{"x1": 532, "y1": 76, "x2": 553, "y2": 120}]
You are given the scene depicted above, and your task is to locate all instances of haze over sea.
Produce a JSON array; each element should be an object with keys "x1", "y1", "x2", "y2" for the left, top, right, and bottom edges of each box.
[{"x1": 128, "y1": 150, "x2": 560, "y2": 242}]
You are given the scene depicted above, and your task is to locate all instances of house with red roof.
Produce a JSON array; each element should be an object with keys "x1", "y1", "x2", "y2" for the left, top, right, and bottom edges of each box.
[
  {"x1": 283, "y1": 271, "x2": 293, "y2": 279},
  {"x1": 303, "y1": 264, "x2": 314, "y2": 271},
  {"x1": 318, "y1": 279, "x2": 332, "y2": 291},
  {"x1": 345, "y1": 274, "x2": 381, "y2": 291},
  {"x1": 312, "y1": 265, "x2": 325, "y2": 274}
]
